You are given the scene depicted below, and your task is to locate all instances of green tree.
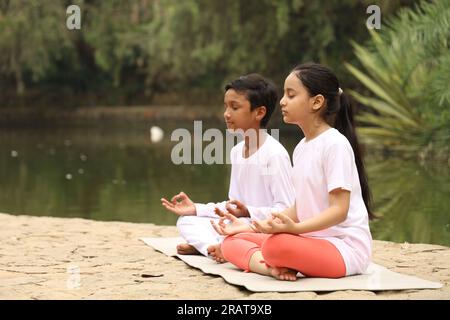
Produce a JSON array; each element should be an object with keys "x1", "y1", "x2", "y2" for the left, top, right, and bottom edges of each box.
[
  {"x1": 346, "y1": 0, "x2": 450, "y2": 160},
  {"x1": 0, "y1": 0, "x2": 71, "y2": 96},
  {"x1": 0, "y1": 0, "x2": 420, "y2": 106}
]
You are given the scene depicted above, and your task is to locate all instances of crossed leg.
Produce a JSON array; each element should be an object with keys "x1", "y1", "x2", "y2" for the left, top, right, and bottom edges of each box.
[{"x1": 221, "y1": 233, "x2": 346, "y2": 280}]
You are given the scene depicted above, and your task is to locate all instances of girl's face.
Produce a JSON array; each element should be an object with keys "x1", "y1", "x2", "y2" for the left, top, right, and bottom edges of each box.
[{"x1": 280, "y1": 72, "x2": 321, "y2": 126}]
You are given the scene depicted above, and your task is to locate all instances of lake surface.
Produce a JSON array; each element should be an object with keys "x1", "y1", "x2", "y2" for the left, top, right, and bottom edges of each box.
[{"x1": 1, "y1": 122, "x2": 449, "y2": 246}]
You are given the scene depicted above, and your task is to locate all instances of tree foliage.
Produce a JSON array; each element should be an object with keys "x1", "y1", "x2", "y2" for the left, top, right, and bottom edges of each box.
[
  {"x1": 346, "y1": 0, "x2": 450, "y2": 158},
  {"x1": 0, "y1": 0, "x2": 418, "y2": 105},
  {"x1": 0, "y1": 0, "x2": 71, "y2": 95}
]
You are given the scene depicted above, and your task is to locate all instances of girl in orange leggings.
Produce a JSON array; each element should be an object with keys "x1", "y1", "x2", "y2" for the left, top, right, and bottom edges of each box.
[
  {"x1": 212, "y1": 212, "x2": 346, "y2": 280},
  {"x1": 211, "y1": 63, "x2": 374, "y2": 281},
  {"x1": 221, "y1": 231, "x2": 346, "y2": 279}
]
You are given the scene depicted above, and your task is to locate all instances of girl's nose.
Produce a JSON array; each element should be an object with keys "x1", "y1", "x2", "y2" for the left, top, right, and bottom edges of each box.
[{"x1": 280, "y1": 97, "x2": 286, "y2": 107}]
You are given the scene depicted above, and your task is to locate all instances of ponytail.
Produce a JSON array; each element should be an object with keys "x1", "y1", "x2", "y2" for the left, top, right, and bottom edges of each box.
[
  {"x1": 336, "y1": 93, "x2": 375, "y2": 220},
  {"x1": 292, "y1": 63, "x2": 375, "y2": 220}
]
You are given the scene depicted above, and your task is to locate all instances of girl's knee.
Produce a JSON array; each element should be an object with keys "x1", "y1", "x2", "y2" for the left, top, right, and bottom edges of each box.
[
  {"x1": 262, "y1": 234, "x2": 292, "y2": 251},
  {"x1": 261, "y1": 234, "x2": 295, "y2": 266}
]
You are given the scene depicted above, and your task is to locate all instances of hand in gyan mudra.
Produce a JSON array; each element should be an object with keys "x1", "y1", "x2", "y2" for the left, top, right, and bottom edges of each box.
[
  {"x1": 160, "y1": 191, "x2": 196, "y2": 216},
  {"x1": 210, "y1": 207, "x2": 252, "y2": 236}
]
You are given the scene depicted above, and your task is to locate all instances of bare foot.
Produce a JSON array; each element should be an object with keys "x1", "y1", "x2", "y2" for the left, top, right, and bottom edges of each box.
[
  {"x1": 271, "y1": 266, "x2": 298, "y2": 281},
  {"x1": 207, "y1": 244, "x2": 226, "y2": 263},
  {"x1": 176, "y1": 243, "x2": 200, "y2": 255}
]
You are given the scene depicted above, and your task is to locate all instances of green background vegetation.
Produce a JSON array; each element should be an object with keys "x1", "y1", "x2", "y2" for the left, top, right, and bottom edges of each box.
[
  {"x1": 0, "y1": 0, "x2": 448, "y2": 245},
  {"x1": 0, "y1": 0, "x2": 420, "y2": 106}
]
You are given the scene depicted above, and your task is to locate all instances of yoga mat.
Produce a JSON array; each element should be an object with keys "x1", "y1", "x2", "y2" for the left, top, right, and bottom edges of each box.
[{"x1": 140, "y1": 236, "x2": 442, "y2": 292}]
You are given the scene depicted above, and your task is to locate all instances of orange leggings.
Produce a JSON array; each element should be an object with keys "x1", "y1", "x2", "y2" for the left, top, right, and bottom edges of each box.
[{"x1": 221, "y1": 233, "x2": 346, "y2": 278}]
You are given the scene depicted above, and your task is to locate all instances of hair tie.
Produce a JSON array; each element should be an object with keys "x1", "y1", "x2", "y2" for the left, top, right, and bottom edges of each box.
[{"x1": 338, "y1": 87, "x2": 343, "y2": 95}]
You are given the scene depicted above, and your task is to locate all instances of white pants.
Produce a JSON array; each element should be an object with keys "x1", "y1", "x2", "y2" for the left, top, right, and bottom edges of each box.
[{"x1": 177, "y1": 215, "x2": 251, "y2": 256}]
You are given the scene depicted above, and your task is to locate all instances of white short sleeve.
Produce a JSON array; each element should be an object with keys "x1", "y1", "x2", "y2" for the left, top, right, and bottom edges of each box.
[{"x1": 324, "y1": 140, "x2": 354, "y2": 192}]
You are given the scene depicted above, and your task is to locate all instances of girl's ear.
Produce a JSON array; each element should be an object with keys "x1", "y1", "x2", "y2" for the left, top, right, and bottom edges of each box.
[
  {"x1": 312, "y1": 94, "x2": 325, "y2": 111},
  {"x1": 255, "y1": 106, "x2": 267, "y2": 122}
]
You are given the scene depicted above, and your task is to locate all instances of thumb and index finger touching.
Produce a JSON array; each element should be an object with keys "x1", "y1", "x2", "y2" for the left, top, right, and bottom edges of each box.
[{"x1": 170, "y1": 191, "x2": 189, "y2": 204}]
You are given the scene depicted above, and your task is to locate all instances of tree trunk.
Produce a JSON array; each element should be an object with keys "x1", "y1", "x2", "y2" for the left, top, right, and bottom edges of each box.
[
  {"x1": 11, "y1": 51, "x2": 25, "y2": 96},
  {"x1": 15, "y1": 68, "x2": 25, "y2": 96}
]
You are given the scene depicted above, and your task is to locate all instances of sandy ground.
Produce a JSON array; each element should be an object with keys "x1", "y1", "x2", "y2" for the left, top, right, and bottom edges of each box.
[{"x1": 0, "y1": 212, "x2": 449, "y2": 300}]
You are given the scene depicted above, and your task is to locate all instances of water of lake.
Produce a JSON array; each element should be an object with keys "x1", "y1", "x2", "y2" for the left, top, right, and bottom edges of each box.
[{"x1": 1, "y1": 121, "x2": 448, "y2": 246}]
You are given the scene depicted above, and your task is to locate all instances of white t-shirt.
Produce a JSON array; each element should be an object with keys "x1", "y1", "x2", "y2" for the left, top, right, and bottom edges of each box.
[
  {"x1": 292, "y1": 128, "x2": 372, "y2": 276},
  {"x1": 195, "y1": 133, "x2": 295, "y2": 221}
]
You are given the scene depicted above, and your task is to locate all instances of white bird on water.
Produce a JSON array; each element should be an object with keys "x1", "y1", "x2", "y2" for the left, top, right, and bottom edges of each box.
[{"x1": 150, "y1": 126, "x2": 164, "y2": 143}]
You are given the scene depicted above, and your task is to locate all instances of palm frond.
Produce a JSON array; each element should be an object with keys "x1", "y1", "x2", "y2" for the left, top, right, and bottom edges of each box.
[{"x1": 346, "y1": 0, "x2": 450, "y2": 159}]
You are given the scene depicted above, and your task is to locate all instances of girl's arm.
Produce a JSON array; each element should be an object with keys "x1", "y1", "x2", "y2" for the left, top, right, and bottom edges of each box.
[
  {"x1": 253, "y1": 190, "x2": 349, "y2": 234},
  {"x1": 277, "y1": 205, "x2": 298, "y2": 222},
  {"x1": 294, "y1": 188, "x2": 349, "y2": 234}
]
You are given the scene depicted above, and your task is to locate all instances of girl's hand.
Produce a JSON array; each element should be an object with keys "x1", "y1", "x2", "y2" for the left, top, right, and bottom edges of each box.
[
  {"x1": 161, "y1": 191, "x2": 196, "y2": 216},
  {"x1": 252, "y1": 212, "x2": 298, "y2": 234},
  {"x1": 210, "y1": 208, "x2": 252, "y2": 236}
]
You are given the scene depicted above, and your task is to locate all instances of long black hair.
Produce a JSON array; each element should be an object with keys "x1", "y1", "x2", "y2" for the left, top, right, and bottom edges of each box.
[{"x1": 292, "y1": 63, "x2": 375, "y2": 220}]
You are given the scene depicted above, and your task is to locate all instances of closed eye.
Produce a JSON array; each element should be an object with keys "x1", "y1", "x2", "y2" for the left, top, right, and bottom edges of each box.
[
  {"x1": 283, "y1": 93, "x2": 295, "y2": 100},
  {"x1": 285, "y1": 89, "x2": 296, "y2": 99}
]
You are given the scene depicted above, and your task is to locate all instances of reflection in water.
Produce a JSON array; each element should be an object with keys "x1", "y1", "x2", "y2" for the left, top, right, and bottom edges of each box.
[
  {"x1": 0, "y1": 124, "x2": 448, "y2": 246},
  {"x1": 367, "y1": 158, "x2": 449, "y2": 246}
]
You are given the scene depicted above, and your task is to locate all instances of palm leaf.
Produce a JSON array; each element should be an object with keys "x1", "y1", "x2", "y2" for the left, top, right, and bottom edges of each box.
[
  {"x1": 346, "y1": 0, "x2": 450, "y2": 159},
  {"x1": 350, "y1": 90, "x2": 420, "y2": 128}
]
